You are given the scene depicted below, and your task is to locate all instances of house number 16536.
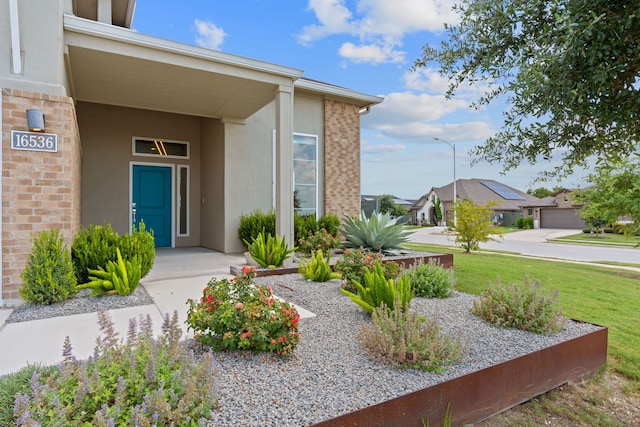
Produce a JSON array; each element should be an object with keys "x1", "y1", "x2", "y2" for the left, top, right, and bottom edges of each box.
[{"x1": 10, "y1": 130, "x2": 58, "y2": 152}]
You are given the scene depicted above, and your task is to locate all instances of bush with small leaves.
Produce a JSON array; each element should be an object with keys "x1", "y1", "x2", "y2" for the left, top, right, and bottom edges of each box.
[
  {"x1": 20, "y1": 229, "x2": 77, "y2": 305},
  {"x1": 359, "y1": 298, "x2": 463, "y2": 372},
  {"x1": 471, "y1": 277, "x2": 567, "y2": 334},
  {"x1": 404, "y1": 259, "x2": 454, "y2": 298},
  {"x1": 12, "y1": 310, "x2": 217, "y2": 426},
  {"x1": 186, "y1": 267, "x2": 301, "y2": 355},
  {"x1": 297, "y1": 228, "x2": 341, "y2": 256}
]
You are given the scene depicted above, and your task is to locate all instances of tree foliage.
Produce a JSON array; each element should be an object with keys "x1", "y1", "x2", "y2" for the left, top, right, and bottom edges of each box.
[
  {"x1": 378, "y1": 194, "x2": 408, "y2": 217},
  {"x1": 454, "y1": 200, "x2": 503, "y2": 253},
  {"x1": 576, "y1": 161, "x2": 640, "y2": 233},
  {"x1": 414, "y1": 0, "x2": 640, "y2": 179},
  {"x1": 527, "y1": 186, "x2": 563, "y2": 198}
]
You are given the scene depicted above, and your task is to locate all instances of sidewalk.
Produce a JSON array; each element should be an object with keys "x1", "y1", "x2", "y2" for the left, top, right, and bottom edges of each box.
[{"x1": 0, "y1": 248, "x2": 314, "y2": 376}]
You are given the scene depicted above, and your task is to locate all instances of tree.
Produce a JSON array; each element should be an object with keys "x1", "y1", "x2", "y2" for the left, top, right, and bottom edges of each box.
[
  {"x1": 576, "y1": 161, "x2": 640, "y2": 234},
  {"x1": 527, "y1": 186, "x2": 563, "y2": 199},
  {"x1": 414, "y1": 0, "x2": 640, "y2": 180},
  {"x1": 378, "y1": 194, "x2": 408, "y2": 218},
  {"x1": 454, "y1": 200, "x2": 503, "y2": 253},
  {"x1": 433, "y1": 197, "x2": 443, "y2": 224}
]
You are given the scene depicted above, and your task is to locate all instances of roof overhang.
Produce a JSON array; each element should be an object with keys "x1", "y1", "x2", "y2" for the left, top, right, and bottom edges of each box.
[
  {"x1": 63, "y1": 15, "x2": 304, "y2": 120},
  {"x1": 296, "y1": 78, "x2": 383, "y2": 108}
]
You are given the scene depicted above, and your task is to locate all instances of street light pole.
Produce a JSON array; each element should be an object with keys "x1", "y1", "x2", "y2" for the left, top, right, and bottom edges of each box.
[{"x1": 433, "y1": 137, "x2": 456, "y2": 227}]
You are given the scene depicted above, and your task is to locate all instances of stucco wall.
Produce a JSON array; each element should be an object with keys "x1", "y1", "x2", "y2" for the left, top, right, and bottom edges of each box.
[
  {"x1": 323, "y1": 99, "x2": 361, "y2": 218},
  {"x1": 200, "y1": 117, "x2": 225, "y2": 251},
  {"x1": 77, "y1": 102, "x2": 202, "y2": 247},
  {"x1": 1, "y1": 89, "x2": 81, "y2": 306}
]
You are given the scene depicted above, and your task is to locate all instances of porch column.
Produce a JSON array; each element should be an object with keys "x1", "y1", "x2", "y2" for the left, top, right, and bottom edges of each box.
[{"x1": 274, "y1": 85, "x2": 294, "y2": 247}]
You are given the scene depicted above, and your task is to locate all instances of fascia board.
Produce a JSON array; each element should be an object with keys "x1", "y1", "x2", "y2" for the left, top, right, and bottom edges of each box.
[{"x1": 295, "y1": 78, "x2": 383, "y2": 106}]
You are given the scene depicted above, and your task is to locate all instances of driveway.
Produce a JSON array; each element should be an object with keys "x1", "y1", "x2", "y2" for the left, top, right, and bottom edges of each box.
[{"x1": 409, "y1": 227, "x2": 640, "y2": 265}]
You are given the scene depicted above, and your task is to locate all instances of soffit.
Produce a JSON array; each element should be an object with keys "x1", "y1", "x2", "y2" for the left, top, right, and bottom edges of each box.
[
  {"x1": 63, "y1": 16, "x2": 302, "y2": 119},
  {"x1": 73, "y1": 0, "x2": 134, "y2": 28}
]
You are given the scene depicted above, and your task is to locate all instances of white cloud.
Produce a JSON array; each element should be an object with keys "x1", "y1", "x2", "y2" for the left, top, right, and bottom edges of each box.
[
  {"x1": 361, "y1": 140, "x2": 406, "y2": 153},
  {"x1": 298, "y1": 0, "x2": 458, "y2": 64},
  {"x1": 364, "y1": 92, "x2": 468, "y2": 124},
  {"x1": 403, "y1": 68, "x2": 494, "y2": 100},
  {"x1": 194, "y1": 19, "x2": 227, "y2": 50},
  {"x1": 339, "y1": 42, "x2": 405, "y2": 64}
]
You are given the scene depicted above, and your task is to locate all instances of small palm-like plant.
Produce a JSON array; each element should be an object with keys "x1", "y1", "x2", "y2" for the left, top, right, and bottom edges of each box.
[
  {"x1": 243, "y1": 231, "x2": 296, "y2": 268},
  {"x1": 338, "y1": 210, "x2": 410, "y2": 254},
  {"x1": 341, "y1": 261, "x2": 414, "y2": 314},
  {"x1": 76, "y1": 248, "x2": 142, "y2": 296},
  {"x1": 298, "y1": 250, "x2": 341, "y2": 282}
]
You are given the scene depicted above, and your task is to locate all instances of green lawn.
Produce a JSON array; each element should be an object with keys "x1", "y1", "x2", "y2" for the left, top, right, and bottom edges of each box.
[
  {"x1": 406, "y1": 243, "x2": 640, "y2": 392},
  {"x1": 552, "y1": 232, "x2": 640, "y2": 247}
]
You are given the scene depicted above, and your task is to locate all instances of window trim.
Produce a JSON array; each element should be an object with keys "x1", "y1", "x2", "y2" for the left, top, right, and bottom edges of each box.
[{"x1": 132, "y1": 136, "x2": 190, "y2": 159}]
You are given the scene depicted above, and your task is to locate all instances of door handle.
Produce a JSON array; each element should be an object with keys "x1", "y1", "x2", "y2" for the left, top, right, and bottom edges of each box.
[{"x1": 132, "y1": 202, "x2": 137, "y2": 224}]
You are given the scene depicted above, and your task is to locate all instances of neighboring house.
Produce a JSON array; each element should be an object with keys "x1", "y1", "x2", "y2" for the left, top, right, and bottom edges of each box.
[
  {"x1": 0, "y1": 1, "x2": 381, "y2": 306},
  {"x1": 520, "y1": 189, "x2": 587, "y2": 229},
  {"x1": 361, "y1": 194, "x2": 415, "y2": 218},
  {"x1": 410, "y1": 179, "x2": 542, "y2": 226}
]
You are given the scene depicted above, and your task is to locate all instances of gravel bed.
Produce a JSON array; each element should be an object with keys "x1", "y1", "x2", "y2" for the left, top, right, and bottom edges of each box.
[
  {"x1": 199, "y1": 274, "x2": 601, "y2": 426},
  {"x1": 5, "y1": 286, "x2": 154, "y2": 323}
]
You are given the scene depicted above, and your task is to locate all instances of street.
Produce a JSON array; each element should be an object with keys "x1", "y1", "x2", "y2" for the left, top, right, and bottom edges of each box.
[{"x1": 408, "y1": 227, "x2": 640, "y2": 265}]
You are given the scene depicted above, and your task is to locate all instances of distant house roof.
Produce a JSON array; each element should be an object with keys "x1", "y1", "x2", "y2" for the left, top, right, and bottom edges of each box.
[
  {"x1": 361, "y1": 194, "x2": 415, "y2": 207},
  {"x1": 421, "y1": 179, "x2": 543, "y2": 211}
]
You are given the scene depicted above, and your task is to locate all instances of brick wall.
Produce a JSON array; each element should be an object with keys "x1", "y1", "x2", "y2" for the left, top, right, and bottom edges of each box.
[
  {"x1": 1, "y1": 89, "x2": 81, "y2": 306},
  {"x1": 323, "y1": 99, "x2": 361, "y2": 218}
]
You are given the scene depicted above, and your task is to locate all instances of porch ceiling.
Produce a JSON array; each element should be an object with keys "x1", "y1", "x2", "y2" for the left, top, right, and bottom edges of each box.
[
  {"x1": 63, "y1": 15, "x2": 302, "y2": 120},
  {"x1": 66, "y1": 46, "x2": 278, "y2": 119}
]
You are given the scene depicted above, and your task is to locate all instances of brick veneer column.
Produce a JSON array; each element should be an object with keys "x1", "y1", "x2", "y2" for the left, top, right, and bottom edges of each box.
[
  {"x1": 1, "y1": 89, "x2": 81, "y2": 306},
  {"x1": 323, "y1": 99, "x2": 361, "y2": 218}
]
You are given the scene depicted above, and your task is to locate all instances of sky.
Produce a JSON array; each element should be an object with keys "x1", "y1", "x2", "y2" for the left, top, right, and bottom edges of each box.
[{"x1": 132, "y1": 0, "x2": 591, "y2": 201}]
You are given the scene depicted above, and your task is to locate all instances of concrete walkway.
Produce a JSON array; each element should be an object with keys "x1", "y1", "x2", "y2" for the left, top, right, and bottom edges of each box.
[{"x1": 0, "y1": 248, "x2": 314, "y2": 376}]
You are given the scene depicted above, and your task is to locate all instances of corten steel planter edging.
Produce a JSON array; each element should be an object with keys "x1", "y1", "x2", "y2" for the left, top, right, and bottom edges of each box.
[
  {"x1": 230, "y1": 252, "x2": 453, "y2": 277},
  {"x1": 311, "y1": 325, "x2": 608, "y2": 427}
]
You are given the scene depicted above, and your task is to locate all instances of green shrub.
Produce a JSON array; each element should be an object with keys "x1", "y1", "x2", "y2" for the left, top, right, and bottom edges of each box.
[
  {"x1": 238, "y1": 210, "x2": 276, "y2": 246},
  {"x1": 71, "y1": 222, "x2": 154, "y2": 284},
  {"x1": 523, "y1": 217, "x2": 534, "y2": 229},
  {"x1": 20, "y1": 229, "x2": 77, "y2": 305},
  {"x1": 71, "y1": 223, "x2": 120, "y2": 284},
  {"x1": 404, "y1": 259, "x2": 454, "y2": 298},
  {"x1": 297, "y1": 228, "x2": 341, "y2": 256},
  {"x1": 186, "y1": 266, "x2": 300, "y2": 355},
  {"x1": 471, "y1": 277, "x2": 567, "y2": 334},
  {"x1": 360, "y1": 299, "x2": 463, "y2": 372},
  {"x1": 582, "y1": 228, "x2": 592, "y2": 233},
  {"x1": 515, "y1": 217, "x2": 524, "y2": 229},
  {"x1": 333, "y1": 249, "x2": 401, "y2": 293},
  {"x1": 294, "y1": 213, "x2": 319, "y2": 242},
  {"x1": 338, "y1": 210, "x2": 410, "y2": 254},
  {"x1": 118, "y1": 221, "x2": 155, "y2": 278},
  {"x1": 298, "y1": 250, "x2": 341, "y2": 282},
  {"x1": 244, "y1": 231, "x2": 296, "y2": 268},
  {"x1": 341, "y1": 261, "x2": 413, "y2": 315},
  {"x1": 12, "y1": 310, "x2": 217, "y2": 425},
  {"x1": 318, "y1": 214, "x2": 341, "y2": 237},
  {"x1": 76, "y1": 248, "x2": 142, "y2": 296}
]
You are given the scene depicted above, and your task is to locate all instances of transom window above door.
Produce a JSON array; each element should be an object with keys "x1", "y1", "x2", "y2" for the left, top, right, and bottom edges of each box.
[{"x1": 133, "y1": 137, "x2": 190, "y2": 159}]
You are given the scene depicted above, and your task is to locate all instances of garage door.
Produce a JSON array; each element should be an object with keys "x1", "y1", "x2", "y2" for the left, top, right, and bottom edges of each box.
[{"x1": 540, "y1": 209, "x2": 587, "y2": 229}]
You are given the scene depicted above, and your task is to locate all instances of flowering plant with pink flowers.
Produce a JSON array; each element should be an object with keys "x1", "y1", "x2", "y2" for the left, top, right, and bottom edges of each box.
[{"x1": 186, "y1": 266, "x2": 300, "y2": 355}]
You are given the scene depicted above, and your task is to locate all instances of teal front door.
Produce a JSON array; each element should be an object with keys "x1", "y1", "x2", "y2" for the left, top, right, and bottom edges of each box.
[{"x1": 132, "y1": 165, "x2": 172, "y2": 247}]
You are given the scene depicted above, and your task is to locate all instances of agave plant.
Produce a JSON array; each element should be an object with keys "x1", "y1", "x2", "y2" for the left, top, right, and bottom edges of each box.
[{"x1": 338, "y1": 210, "x2": 411, "y2": 254}]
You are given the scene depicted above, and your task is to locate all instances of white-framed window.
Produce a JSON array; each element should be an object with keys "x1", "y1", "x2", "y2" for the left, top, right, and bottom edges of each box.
[
  {"x1": 293, "y1": 133, "x2": 318, "y2": 218},
  {"x1": 132, "y1": 137, "x2": 190, "y2": 159},
  {"x1": 177, "y1": 165, "x2": 190, "y2": 236}
]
